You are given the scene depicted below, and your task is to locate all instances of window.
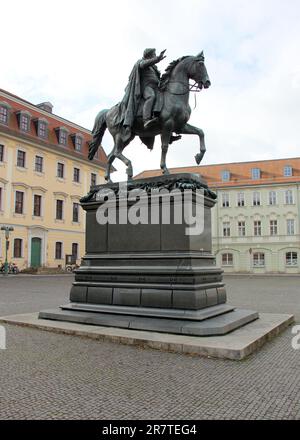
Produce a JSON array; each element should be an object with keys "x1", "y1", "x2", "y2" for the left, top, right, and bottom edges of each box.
[
  {"x1": 73, "y1": 167, "x2": 80, "y2": 183},
  {"x1": 17, "y1": 150, "x2": 26, "y2": 168},
  {"x1": 75, "y1": 136, "x2": 82, "y2": 152},
  {"x1": 221, "y1": 170, "x2": 230, "y2": 182},
  {"x1": 253, "y1": 192, "x2": 261, "y2": 206},
  {"x1": 222, "y1": 193, "x2": 230, "y2": 207},
  {"x1": 0, "y1": 187, "x2": 3, "y2": 211},
  {"x1": 238, "y1": 221, "x2": 246, "y2": 237},
  {"x1": 237, "y1": 192, "x2": 245, "y2": 207},
  {"x1": 91, "y1": 173, "x2": 97, "y2": 186},
  {"x1": 0, "y1": 106, "x2": 8, "y2": 124},
  {"x1": 223, "y1": 222, "x2": 230, "y2": 237},
  {"x1": 57, "y1": 162, "x2": 65, "y2": 179},
  {"x1": 35, "y1": 155, "x2": 43, "y2": 173},
  {"x1": 284, "y1": 166, "x2": 292, "y2": 177},
  {"x1": 286, "y1": 252, "x2": 297, "y2": 266},
  {"x1": 55, "y1": 242, "x2": 62, "y2": 260},
  {"x1": 20, "y1": 114, "x2": 30, "y2": 132},
  {"x1": 222, "y1": 253, "x2": 233, "y2": 266},
  {"x1": 59, "y1": 130, "x2": 68, "y2": 146},
  {"x1": 15, "y1": 191, "x2": 24, "y2": 214},
  {"x1": 38, "y1": 120, "x2": 47, "y2": 138},
  {"x1": 71, "y1": 134, "x2": 83, "y2": 152},
  {"x1": 33, "y1": 195, "x2": 42, "y2": 217},
  {"x1": 73, "y1": 203, "x2": 79, "y2": 222},
  {"x1": 13, "y1": 239, "x2": 23, "y2": 258},
  {"x1": 56, "y1": 200, "x2": 63, "y2": 220},
  {"x1": 253, "y1": 252, "x2": 265, "y2": 267},
  {"x1": 285, "y1": 190, "x2": 294, "y2": 205},
  {"x1": 287, "y1": 219, "x2": 295, "y2": 235},
  {"x1": 254, "y1": 220, "x2": 261, "y2": 236},
  {"x1": 251, "y1": 168, "x2": 261, "y2": 179},
  {"x1": 72, "y1": 243, "x2": 78, "y2": 260},
  {"x1": 270, "y1": 220, "x2": 278, "y2": 236},
  {"x1": 269, "y1": 191, "x2": 277, "y2": 205},
  {"x1": 0, "y1": 144, "x2": 4, "y2": 162}
]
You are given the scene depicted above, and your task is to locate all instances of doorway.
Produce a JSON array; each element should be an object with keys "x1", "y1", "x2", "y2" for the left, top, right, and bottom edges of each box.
[{"x1": 31, "y1": 237, "x2": 42, "y2": 267}]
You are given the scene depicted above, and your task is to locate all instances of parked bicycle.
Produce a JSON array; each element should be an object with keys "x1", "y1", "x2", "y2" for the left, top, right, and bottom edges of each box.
[
  {"x1": 65, "y1": 263, "x2": 79, "y2": 273},
  {"x1": 1, "y1": 262, "x2": 19, "y2": 274}
]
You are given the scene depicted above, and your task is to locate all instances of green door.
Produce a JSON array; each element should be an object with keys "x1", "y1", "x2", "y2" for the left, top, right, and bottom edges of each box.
[{"x1": 31, "y1": 238, "x2": 41, "y2": 267}]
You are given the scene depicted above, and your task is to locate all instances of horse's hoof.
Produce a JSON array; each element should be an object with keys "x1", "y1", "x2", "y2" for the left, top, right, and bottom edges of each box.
[
  {"x1": 195, "y1": 154, "x2": 201, "y2": 165},
  {"x1": 162, "y1": 168, "x2": 170, "y2": 175}
]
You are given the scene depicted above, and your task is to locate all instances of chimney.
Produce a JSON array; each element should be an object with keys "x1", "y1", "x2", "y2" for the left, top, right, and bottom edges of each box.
[{"x1": 37, "y1": 102, "x2": 53, "y2": 113}]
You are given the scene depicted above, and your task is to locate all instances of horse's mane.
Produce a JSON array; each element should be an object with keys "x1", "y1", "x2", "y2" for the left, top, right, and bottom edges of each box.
[{"x1": 159, "y1": 56, "x2": 190, "y2": 90}]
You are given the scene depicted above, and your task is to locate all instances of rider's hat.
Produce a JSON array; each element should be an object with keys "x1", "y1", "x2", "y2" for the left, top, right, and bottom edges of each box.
[{"x1": 143, "y1": 48, "x2": 156, "y2": 59}]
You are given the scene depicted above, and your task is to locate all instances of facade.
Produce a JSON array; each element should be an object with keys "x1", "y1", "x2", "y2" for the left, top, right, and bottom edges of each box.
[
  {"x1": 135, "y1": 158, "x2": 300, "y2": 274},
  {"x1": 0, "y1": 89, "x2": 107, "y2": 269}
]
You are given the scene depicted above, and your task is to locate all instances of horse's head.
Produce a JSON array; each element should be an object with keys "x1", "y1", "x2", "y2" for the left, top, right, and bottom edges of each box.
[{"x1": 189, "y1": 51, "x2": 211, "y2": 90}]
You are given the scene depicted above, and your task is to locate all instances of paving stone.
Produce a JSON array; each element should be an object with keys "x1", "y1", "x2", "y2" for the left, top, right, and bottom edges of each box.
[{"x1": 0, "y1": 274, "x2": 299, "y2": 420}]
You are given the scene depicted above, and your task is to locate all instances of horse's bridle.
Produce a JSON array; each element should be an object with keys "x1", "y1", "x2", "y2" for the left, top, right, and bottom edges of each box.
[{"x1": 162, "y1": 80, "x2": 202, "y2": 95}]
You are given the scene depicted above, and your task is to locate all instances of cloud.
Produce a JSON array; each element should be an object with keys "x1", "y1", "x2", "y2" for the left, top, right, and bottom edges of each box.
[{"x1": 1, "y1": 0, "x2": 300, "y2": 181}]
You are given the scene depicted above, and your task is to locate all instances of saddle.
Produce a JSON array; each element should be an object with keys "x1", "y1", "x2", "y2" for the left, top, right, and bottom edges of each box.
[{"x1": 115, "y1": 89, "x2": 178, "y2": 151}]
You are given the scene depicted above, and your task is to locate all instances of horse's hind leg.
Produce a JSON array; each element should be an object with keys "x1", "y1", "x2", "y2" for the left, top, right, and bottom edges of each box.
[
  {"x1": 115, "y1": 134, "x2": 134, "y2": 180},
  {"x1": 104, "y1": 151, "x2": 115, "y2": 183},
  {"x1": 117, "y1": 153, "x2": 133, "y2": 180}
]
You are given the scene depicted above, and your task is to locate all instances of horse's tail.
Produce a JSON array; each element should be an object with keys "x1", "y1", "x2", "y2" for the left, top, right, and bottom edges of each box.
[{"x1": 88, "y1": 109, "x2": 109, "y2": 160}]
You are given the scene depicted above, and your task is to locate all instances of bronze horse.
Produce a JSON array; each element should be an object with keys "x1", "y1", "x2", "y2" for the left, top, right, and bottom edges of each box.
[{"x1": 88, "y1": 52, "x2": 211, "y2": 182}]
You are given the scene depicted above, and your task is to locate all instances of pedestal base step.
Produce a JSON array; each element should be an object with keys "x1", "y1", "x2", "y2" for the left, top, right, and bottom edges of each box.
[
  {"x1": 0, "y1": 312, "x2": 294, "y2": 359},
  {"x1": 38, "y1": 307, "x2": 258, "y2": 336},
  {"x1": 61, "y1": 303, "x2": 234, "y2": 321}
]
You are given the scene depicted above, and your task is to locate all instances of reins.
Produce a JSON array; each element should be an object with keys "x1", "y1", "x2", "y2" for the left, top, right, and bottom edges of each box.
[{"x1": 162, "y1": 80, "x2": 201, "y2": 109}]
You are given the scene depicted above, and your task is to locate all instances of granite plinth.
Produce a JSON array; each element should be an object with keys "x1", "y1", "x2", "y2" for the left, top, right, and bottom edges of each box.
[{"x1": 39, "y1": 173, "x2": 259, "y2": 338}]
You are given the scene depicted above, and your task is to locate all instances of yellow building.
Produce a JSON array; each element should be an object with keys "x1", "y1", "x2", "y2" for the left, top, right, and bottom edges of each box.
[{"x1": 0, "y1": 88, "x2": 107, "y2": 270}]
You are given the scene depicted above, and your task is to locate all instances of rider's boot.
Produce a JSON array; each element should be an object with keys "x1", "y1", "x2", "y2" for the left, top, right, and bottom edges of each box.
[{"x1": 144, "y1": 117, "x2": 158, "y2": 129}]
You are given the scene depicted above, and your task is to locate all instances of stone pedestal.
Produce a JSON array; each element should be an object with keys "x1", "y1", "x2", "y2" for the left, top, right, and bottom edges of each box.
[{"x1": 39, "y1": 173, "x2": 258, "y2": 335}]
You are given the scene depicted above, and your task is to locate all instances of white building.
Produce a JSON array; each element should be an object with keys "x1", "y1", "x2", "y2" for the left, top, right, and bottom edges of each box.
[{"x1": 136, "y1": 157, "x2": 300, "y2": 274}]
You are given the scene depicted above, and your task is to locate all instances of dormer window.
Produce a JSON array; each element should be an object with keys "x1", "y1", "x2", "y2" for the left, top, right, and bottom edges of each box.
[
  {"x1": 21, "y1": 114, "x2": 30, "y2": 131},
  {"x1": 284, "y1": 165, "x2": 293, "y2": 177},
  {"x1": 34, "y1": 118, "x2": 48, "y2": 139},
  {"x1": 55, "y1": 127, "x2": 69, "y2": 146},
  {"x1": 60, "y1": 130, "x2": 67, "y2": 145},
  {"x1": 0, "y1": 102, "x2": 10, "y2": 125},
  {"x1": 71, "y1": 133, "x2": 83, "y2": 152},
  {"x1": 221, "y1": 170, "x2": 230, "y2": 182},
  {"x1": 251, "y1": 168, "x2": 261, "y2": 179},
  {"x1": 16, "y1": 111, "x2": 31, "y2": 132}
]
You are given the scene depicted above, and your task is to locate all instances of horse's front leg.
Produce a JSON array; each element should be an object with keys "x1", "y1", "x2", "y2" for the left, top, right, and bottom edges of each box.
[
  {"x1": 160, "y1": 127, "x2": 172, "y2": 175},
  {"x1": 179, "y1": 123, "x2": 206, "y2": 165}
]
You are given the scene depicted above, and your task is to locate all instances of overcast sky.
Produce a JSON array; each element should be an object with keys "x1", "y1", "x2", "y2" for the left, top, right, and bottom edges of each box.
[{"x1": 1, "y1": 0, "x2": 300, "y2": 180}]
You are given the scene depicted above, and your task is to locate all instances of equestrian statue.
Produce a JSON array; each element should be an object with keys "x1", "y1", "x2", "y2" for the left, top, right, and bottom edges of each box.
[{"x1": 88, "y1": 48, "x2": 211, "y2": 182}]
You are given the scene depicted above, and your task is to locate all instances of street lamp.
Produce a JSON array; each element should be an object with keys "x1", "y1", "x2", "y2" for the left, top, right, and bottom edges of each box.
[{"x1": 1, "y1": 226, "x2": 14, "y2": 275}]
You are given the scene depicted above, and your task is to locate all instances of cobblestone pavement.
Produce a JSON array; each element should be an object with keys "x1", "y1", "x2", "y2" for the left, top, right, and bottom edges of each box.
[{"x1": 0, "y1": 275, "x2": 299, "y2": 420}]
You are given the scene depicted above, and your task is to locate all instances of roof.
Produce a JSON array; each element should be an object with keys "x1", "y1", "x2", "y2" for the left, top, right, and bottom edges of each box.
[
  {"x1": 134, "y1": 157, "x2": 300, "y2": 188},
  {"x1": 0, "y1": 88, "x2": 109, "y2": 169}
]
